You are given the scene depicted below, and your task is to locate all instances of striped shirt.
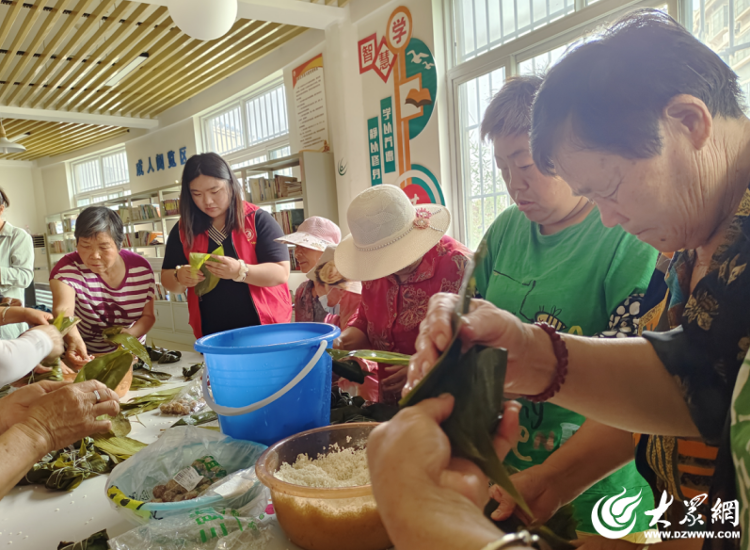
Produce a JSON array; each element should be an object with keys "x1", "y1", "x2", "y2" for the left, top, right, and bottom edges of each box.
[{"x1": 50, "y1": 250, "x2": 155, "y2": 354}]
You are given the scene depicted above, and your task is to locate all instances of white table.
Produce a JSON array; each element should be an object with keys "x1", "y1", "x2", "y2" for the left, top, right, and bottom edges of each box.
[{"x1": 0, "y1": 351, "x2": 302, "y2": 550}]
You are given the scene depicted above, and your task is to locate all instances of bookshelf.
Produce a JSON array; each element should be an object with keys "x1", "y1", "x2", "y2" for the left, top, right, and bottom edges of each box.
[{"x1": 234, "y1": 151, "x2": 338, "y2": 285}]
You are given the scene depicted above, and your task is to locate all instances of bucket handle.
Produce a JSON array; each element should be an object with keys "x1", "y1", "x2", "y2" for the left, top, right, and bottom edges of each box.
[{"x1": 202, "y1": 340, "x2": 328, "y2": 417}]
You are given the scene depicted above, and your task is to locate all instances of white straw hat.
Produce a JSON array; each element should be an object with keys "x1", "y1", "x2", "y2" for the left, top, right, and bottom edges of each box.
[
  {"x1": 335, "y1": 184, "x2": 450, "y2": 282},
  {"x1": 306, "y1": 245, "x2": 362, "y2": 294}
]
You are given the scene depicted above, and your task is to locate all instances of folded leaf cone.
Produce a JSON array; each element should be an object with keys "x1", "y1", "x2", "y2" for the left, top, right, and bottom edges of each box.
[{"x1": 190, "y1": 246, "x2": 224, "y2": 297}]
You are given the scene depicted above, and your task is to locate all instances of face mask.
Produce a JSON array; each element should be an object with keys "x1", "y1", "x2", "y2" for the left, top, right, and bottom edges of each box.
[{"x1": 318, "y1": 293, "x2": 330, "y2": 309}]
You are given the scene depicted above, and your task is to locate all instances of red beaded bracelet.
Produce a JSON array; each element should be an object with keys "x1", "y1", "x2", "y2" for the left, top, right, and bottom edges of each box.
[{"x1": 524, "y1": 322, "x2": 569, "y2": 403}]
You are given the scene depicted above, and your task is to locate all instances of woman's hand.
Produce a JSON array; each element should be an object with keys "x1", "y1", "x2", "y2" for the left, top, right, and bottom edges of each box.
[
  {"x1": 64, "y1": 336, "x2": 93, "y2": 370},
  {"x1": 0, "y1": 298, "x2": 22, "y2": 307},
  {"x1": 204, "y1": 255, "x2": 242, "y2": 280},
  {"x1": 29, "y1": 325, "x2": 64, "y2": 361},
  {"x1": 333, "y1": 326, "x2": 370, "y2": 350},
  {"x1": 176, "y1": 265, "x2": 205, "y2": 288},
  {"x1": 489, "y1": 466, "x2": 565, "y2": 523},
  {"x1": 23, "y1": 309, "x2": 52, "y2": 326},
  {"x1": 404, "y1": 293, "x2": 553, "y2": 397},
  {"x1": 20, "y1": 380, "x2": 120, "y2": 453},
  {"x1": 381, "y1": 364, "x2": 408, "y2": 394},
  {"x1": 0, "y1": 380, "x2": 71, "y2": 434},
  {"x1": 368, "y1": 395, "x2": 521, "y2": 550}
]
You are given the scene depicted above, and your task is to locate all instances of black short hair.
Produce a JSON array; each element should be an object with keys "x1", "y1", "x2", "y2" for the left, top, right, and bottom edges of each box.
[
  {"x1": 531, "y1": 9, "x2": 745, "y2": 175},
  {"x1": 480, "y1": 75, "x2": 543, "y2": 141},
  {"x1": 75, "y1": 206, "x2": 124, "y2": 249}
]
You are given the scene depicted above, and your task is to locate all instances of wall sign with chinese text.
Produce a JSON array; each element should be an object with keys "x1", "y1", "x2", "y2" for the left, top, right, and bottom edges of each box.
[{"x1": 135, "y1": 146, "x2": 187, "y2": 177}]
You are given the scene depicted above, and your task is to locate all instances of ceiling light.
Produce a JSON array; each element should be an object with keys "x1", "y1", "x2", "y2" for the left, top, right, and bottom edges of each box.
[
  {"x1": 105, "y1": 53, "x2": 149, "y2": 87},
  {"x1": 8, "y1": 132, "x2": 31, "y2": 142},
  {"x1": 168, "y1": 0, "x2": 238, "y2": 41},
  {"x1": 0, "y1": 120, "x2": 26, "y2": 154}
]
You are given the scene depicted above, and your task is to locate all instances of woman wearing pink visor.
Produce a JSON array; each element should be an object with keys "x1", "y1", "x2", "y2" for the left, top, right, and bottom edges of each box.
[{"x1": 275, "y1": 216, "x2": 341, "y2": 323}]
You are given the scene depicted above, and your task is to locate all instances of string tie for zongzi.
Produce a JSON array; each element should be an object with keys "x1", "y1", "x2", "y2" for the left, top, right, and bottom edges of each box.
[
  {"x1": 480, "y1": 530, "x2": 542, "y2": 550},
  {"x1": 524, "y1": 322, "x2": 569, "y2": 403}
]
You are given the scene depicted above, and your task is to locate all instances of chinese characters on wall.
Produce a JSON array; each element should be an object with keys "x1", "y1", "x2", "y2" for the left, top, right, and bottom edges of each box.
[{"x1": 135, "y1": 146, "x2": 187, "y2": 177}]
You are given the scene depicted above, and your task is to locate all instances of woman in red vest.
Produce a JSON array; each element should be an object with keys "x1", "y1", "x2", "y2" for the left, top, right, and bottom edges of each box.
[{"x1": 161, "y1": 153, "x2": 292, "y2": 338}]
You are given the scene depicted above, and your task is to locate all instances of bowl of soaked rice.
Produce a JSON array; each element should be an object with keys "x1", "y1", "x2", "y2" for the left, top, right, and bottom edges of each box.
[{"x1": 255, "y1": 423, "x2": 391, "y2": 550}]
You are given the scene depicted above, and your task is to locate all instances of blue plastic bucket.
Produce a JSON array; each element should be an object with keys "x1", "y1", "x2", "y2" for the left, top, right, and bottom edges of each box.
[{"x1": 194, "y1": 323, "x2": 341, "y2": 446}]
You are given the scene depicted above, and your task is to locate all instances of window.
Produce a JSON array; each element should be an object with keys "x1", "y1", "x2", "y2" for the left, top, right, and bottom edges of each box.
[
  {"x1": 691, "y1": 1, "x2": 750, "y2": 111},
  {"x1": 70, "y1": 148, "x2": 130, "y2": 208},
  {"x1": 449, "y1": 0, "x2": 676, "y2": 248},
  {"x1": 202, "y1": 80, "x2": 290, "y2": 157}
]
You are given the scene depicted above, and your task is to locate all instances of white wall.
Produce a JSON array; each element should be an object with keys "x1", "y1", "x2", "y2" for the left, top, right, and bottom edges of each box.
[
  {"x1": 40, "y1": 163, "x2": 70, "y2": 216},
  {"x1": 125, "y1": 118, "x2": 198, "y2": 194},
  {"x1": 0, "y1": 162, "x2": 44, "y2": 234}
]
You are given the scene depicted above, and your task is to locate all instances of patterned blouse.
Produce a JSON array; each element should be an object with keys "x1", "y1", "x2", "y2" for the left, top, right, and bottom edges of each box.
[
  {"x1": 294, "y1": 280, "x2": 327, "y2": 323},
  {"x1": 637, "y1": 187, "x2": 750, "y2": 548}
]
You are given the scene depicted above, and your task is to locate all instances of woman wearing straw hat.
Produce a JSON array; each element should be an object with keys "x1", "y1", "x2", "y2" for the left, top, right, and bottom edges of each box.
[
  {"x1": 334, "y1": 184, "x2": 471, "y2": 403},
  {"x1": 275, "y1": 216, "x2": 341, "y2": 323}
]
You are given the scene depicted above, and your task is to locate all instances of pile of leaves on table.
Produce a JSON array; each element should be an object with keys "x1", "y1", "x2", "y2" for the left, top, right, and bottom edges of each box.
[
  {"x1": 58, "y1": 529, "x2": 109, "y2": 550},
  {"x1": 17, "y1": 326, "x2": 155, "y2": 491}
]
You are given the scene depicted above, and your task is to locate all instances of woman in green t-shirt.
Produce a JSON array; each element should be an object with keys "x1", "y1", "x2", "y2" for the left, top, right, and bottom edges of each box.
[{"x1": 475, "y1": 75, "x2": 658, "y2": 539}]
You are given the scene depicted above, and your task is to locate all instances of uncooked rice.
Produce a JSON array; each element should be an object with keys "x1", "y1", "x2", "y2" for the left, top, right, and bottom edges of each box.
[{"x1": 275, "y1": 443, "x2": 370, "y2": 488}]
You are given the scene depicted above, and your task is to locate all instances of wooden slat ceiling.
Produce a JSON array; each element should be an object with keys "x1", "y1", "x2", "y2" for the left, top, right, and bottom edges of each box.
[
  {"x1": 1, "y1": 117, "x2": 128, "y2": 160},
  {"x1": 0, "y1": 0, "x2": 347, "y2": 160}
]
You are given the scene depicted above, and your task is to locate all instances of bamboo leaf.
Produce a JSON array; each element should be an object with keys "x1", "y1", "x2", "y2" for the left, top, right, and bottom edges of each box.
[
  {"x1": 98, "y1": 413, "x2": 131, "y2": 438},
  {"x1": 182, "y1": 363, "x2": 203, "y2": 380},
  {"x1": 91, "y1": 435, "x2": 147, "y2": 462},
  {"x1": 190, "y1": 245, "x2": 224, "y2": 297},
  {"x1": 74, "y1": 349, "x2": 132, "y2": 391},
  {"x1": 120, "y1": 386, "x2": 183, "y2": 417},
  {"x1": 172, "y1": 409, "x2": 218, "y2": 427},
  {"x1": 327, "y1": 349, "x2": 411, "y2": 366},
  {"x1": 58, "y1": 529, "x2": 109, "y2": 550},
  {"x1": 103, "y1": 327, "x2": 151, "y2": 369}
]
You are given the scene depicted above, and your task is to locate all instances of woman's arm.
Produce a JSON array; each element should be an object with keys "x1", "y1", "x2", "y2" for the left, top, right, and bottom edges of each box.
[
  {"x1": 408, "y1": 294, "x2": 699, "y2": 437},
  {"x1": 0, "y1": 327, "x2": 63, "y2": 386},
  {"x1": 0, "y1": 380, "x2": 119, "y2": 499},
  {"x1": 491, "y1": 420, "x2": 638, "y2": 522},
  {"x1": 333, "y1": 327, "x2": 371, "y2": 350},
  {"x1": 122, "y1": 298, "x2": 155, "y2": 338},
  {"x1": 244, "y1": 261, "x2": 289, "y2": 287},
  {"x1": 0, "y1": 231, "x2": 33, "y2": 291},
  {"x1": 49, "y1": 279, "x2": 91, "y2": 368}
]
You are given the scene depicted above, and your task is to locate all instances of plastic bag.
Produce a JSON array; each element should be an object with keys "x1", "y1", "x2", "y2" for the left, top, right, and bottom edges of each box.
[
  {"x1": 109, "y1": 491, "x2": 275, "y2": 550},
  {"x1": 106, "y1": 426, "x2": 266, "y2": 524},
  {"x1": 160, "y1": 378, "x2": 206, "y2": 416}
]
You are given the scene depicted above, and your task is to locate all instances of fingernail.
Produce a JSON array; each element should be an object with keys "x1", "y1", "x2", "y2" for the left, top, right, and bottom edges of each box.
[
  {"x1": 436, "y1": 334, "x2": 447, "y2": 349},
  {"x1": 421, "y1": 360, "x2": 430, "y2": 375},
  {"x1": 438, "y1": 393, "x2": 451, "y2": 400}
]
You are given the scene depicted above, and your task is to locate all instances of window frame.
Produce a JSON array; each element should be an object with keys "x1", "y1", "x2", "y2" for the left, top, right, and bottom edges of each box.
[
  {"x1": 69, "y1": 147, "x2": 130, "y2": 208},
  {"x1": 200, "y1": 78, "x2": 290, "y2": 163},
  {"x1": 444, "y1": 0, "x2": 680, "y2": 245}
]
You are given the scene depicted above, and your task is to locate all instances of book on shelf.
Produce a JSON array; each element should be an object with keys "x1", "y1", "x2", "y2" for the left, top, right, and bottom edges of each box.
[
  {"x1": 154, "y1": 283, "x2": 187, "y2": 302},
  {"x1": 288, "y1": 246, "x2": 300, "y2": 271},
  {"x1": 47, "y1": 221, "x2": 62, "y2": 235},
  {"x1": 275, "y1": 175, "x2": 302, "y2": 199},
  {"x1": 50, "y1": 239, "x2": 76, "y2": 253},
  {"x1": 271, "y1": 208, "x2": 305, "y2": 236},
  {"x1": 249, "y1": 175, "x2": 302, "y2": 203},
  {"x1": 62, "y1": 218, "x2": 75, "y2": 232},
  {"x1": 118, "y1": 206, "x2": 131, "y2": 224},
  {"x1": 124, "y1": 231, "x2": 163, "y2": 247},
  {"x1": 162, "y1": 198, "x2": 180, "y2": 216},
  {"x1": 130, "y1": 204, "x2": 161, "y2": 222}
]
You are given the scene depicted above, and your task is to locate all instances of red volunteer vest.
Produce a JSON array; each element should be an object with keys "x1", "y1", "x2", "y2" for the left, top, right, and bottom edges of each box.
[{"x1": 180, "y1": 201, "x2": 292, "y2": 339}]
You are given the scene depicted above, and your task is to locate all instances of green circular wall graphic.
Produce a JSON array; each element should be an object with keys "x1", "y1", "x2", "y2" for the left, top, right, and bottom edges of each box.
[{"x1": 404, "y1": 38, "x2": 437, "y2": 139}]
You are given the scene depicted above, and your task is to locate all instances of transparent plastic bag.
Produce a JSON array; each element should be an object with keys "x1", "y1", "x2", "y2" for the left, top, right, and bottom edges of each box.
[
  {"x1": 160, "y1": 377, "x2": 206, "y2": 416},
  {"x1": 109, "y1": 492, "x2": 275, "y2": 550},
  {"x1": 106, "y1": 426, "x2": 266, "y2": 524}
]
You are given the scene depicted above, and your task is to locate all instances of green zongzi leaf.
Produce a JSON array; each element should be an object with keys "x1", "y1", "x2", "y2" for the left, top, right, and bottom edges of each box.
[
  {"x1": 58, "y1": 529, "x2": 109, "y2": 550},
  {"x1": 91, "y1": 435, "x2": 147, "y2": 463},
  {"x1": 172, "y1": 409, "x2": 218, "y2": 427},
  {"x1": 103, "y1": 326, "x2": 151, "y2": 369},
  {"x1": 328, "y1": 349, "x2": 411, "y2": 365},
  {"x1": 182, "y1": 363, "x2": 203, "y2": 380},
  {"x1": 120, "y1": 386, "x2": 183, "y2": 417},
  {"x1": 74, "y1": 348, "x2": 132, "y2": 391},
  {"x1": 190, "y1": 245, "x2": 224, "y2": 297}
]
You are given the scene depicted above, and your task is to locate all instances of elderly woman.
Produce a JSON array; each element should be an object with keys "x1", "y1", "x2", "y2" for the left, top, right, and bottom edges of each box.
[
  {"x1": 334, "y1": 184, "x2": 471, "y2": 403},
  {"x1": 476, "y1": 75, "x2": 657, "y2": 538},
  {"x1": 0, "y1": 188, "x2": 34, "y2": 341},
  {"x1": 161, "y1": 153, "x2": 291, "y2": 337},
  {"x1": 50, "y1": 207, "x2": 156, "y2": 381},
  {"x1": 276, "y1": 216, "x2": 341, "y2": 322},
  {"x1": 370, "y1": 10, "x2": 750, "y2": 550}
]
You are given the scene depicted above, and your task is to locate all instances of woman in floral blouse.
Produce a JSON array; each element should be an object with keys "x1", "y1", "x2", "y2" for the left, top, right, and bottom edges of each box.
[{"x1": 334, "y1": 184, "x2": 470, "y2": 403}]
